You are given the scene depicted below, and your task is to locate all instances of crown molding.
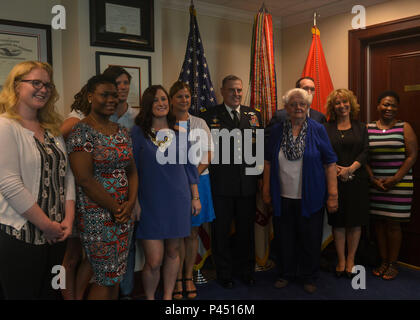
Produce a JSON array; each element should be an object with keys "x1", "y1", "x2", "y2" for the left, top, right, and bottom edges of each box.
[
  {"x1": 159, "y1": 0, "x2": 282, "y2": 28},
  {"x1": 281, "y1": 0, "x2": 389, "y2": 29}
]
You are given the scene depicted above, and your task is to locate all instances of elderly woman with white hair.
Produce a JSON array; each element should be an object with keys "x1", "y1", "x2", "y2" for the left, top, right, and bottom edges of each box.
[{"x1": 262, "y1": 88, "x2": 338, "y2": 294}]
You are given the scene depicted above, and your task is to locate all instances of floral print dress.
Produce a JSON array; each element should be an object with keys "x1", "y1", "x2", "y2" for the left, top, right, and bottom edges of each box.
[{"x1": 67, "y1": 122, "x2": 134, "y2": 286}]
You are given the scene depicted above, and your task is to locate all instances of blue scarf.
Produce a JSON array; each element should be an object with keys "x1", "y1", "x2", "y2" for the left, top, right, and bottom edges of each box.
[{"x1": 281, "y1": 119, "x2": 307, "y2": 161}]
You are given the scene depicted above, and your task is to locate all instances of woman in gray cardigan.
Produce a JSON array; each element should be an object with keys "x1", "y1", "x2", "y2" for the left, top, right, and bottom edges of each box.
[{"x1": 0, "y1": 61, "x2": 75, "y2": 299}]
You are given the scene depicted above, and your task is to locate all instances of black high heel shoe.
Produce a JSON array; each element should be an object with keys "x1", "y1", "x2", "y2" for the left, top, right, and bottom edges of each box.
[
  {"x1": 345, "y1": 266, "x2": 356, "y2": 279},
  {"x1": 335, "y1": 270, "x2": 344, "y2": 278},
  {"x1": 335, "y1": 265, "x2": 345, "y2": 278}
]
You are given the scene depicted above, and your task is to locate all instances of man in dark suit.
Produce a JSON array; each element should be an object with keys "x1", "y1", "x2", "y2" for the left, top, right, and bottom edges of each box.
[
  {"x1": 201, "y1": 75, "x2": 262, "y2": 289},
  {"x1": 269, "y1": 77, "x2": 326, "y2": 125}
]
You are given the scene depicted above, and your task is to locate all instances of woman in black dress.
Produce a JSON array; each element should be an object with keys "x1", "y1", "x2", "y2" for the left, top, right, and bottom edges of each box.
[{"x1": 324, "y1": 89, "x2": 369, "y2": 278}]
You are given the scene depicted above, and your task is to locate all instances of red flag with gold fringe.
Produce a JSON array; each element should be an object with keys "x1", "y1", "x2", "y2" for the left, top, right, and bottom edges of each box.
[
  {"x1": 301, "y1": 26, "x2": 334, "y2": 115},
  {"x1": 302, "y1": 25, "x2": 334, "y2": 249}
]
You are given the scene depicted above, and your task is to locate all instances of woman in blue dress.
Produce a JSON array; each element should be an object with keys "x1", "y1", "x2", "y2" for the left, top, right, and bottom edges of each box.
[
  {"x1": 170, "y1": 81, "x2": 216, "y2": 299},
  {"x1": 131, "y1": 85, "x2": 201, "y2": 300}
]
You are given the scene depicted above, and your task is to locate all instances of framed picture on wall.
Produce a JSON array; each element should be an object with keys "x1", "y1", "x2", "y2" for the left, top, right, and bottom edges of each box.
[
  {"x1": 0, "y1": 19, "x2": 52, "y2": 90},
  {"x1": 90, "y1": 0, "x2": 154, "y2": 52},
  {"x1": 96, "y1": 51, "x2": 151, "y2": 108}
]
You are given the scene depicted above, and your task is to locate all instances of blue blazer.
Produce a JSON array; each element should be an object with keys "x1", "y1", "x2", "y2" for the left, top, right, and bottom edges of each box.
[{"x1": 265, "y1": 118, "x2": 337, "y2": 217}]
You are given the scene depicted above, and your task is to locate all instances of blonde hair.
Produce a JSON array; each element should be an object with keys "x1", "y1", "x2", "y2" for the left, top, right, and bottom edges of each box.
[
  {"x1": 0, "y1": 61, "x2": 62, "y2": 136},
  {"x1": 326, "y1": 88, "x2": 360, "y2": 121}
]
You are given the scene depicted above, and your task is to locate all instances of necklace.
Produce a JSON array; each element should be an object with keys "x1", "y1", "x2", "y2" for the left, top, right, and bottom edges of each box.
[
  {"x1": 150, "y1": 128, "x2": 173, "y2": 151},
  {"x1": 376, "y1": 120, "x2": 395, "y2": 133},
  {"x1": 88, "y1": 115, "x2": 116, "y2": 136},
  {"x1": 337, "y1": 125, "x2": 351, "y2": 139}
]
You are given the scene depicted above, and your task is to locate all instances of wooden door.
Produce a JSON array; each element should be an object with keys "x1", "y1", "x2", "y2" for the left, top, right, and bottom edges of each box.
[
  {"x1": 370, "y1": 36, "x2": 420, "y2": 267},
  {"x1": 349, "y1": 15, "x2": 420, "y2": 267}
]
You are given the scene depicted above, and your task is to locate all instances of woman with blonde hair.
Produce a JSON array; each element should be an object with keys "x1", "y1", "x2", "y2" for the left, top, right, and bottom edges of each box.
[
  {"x1": 0, "y1": 61, "x2": 75, "y2": 299},
  {"x1": 324, "y1": 89, "x2": 369, "y2": 278}
]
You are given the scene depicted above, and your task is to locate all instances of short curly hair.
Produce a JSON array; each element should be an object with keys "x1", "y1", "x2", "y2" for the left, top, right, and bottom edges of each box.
[
  {"x1": 326, "y1": 89, "x2": 360, "y2": 121},
  {"x1": 377, "y1": 90, "x2": 399, "y2": 105}
]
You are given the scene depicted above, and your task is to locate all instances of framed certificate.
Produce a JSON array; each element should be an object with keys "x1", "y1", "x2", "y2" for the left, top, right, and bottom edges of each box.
[
  {"x1": 0, "y1": 19, "x2": 52, "y2": 89},
  {"x1": 96, "y1": 51, "x2": 151, "y2": 108},
  {"x1": 90, "y1": 0, "x2": 154, "y2": 52}
]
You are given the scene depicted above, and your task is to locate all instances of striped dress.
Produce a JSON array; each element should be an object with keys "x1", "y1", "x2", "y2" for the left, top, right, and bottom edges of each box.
[{"x1": 367, "y1": 121, "x2": 413, "y2": 221}]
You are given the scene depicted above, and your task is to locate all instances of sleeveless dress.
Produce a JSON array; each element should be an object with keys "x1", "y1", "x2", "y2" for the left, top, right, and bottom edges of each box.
[
  {"x1": 324, "y1": 121, "x2": 369, "y2": 227},
  {"x1": 367, "y1": 121, "x2": 413, "y2": 222},
  {"x1": 67, "y1": 122, "x2": 134, "y2": 286}
]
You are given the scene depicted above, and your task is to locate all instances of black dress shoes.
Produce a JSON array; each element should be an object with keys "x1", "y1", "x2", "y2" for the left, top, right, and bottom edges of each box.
[
  {"x1": 217, "y1": 278, "x2": 234, "y2": 289},
  {"x1": 241, "y1": 275, "x2": 256, "y2": 286},
  {"x1": 335, "y1": 270, "x2": 345, "y2": 278}
]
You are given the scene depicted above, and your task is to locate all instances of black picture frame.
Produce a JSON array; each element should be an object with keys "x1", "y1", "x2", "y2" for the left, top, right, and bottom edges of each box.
[
  {"x1": 90, "y1": 0, "x2": 154, "y2": 52},
  {"x1": 96, "y1": 51, "x2": 152, "y2": 108},
  {"x1": 0, "y1": 19, "x2": 52, "y2": 89}
]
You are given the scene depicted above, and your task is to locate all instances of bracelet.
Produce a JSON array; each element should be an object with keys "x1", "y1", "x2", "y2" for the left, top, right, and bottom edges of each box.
[{"x1": 192, "y1": 196, "x2": 200, "y2": 200}]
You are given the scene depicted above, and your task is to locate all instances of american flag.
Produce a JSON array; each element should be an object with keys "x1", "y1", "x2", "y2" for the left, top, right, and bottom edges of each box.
[{"x1": 179, "y1": 5, "x2": 217, "y2": 115}]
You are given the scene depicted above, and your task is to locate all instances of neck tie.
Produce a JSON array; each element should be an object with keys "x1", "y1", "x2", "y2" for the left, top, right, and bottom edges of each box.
[{"x1": 232, "y1": 109, "x2": 240, "y2": 128}]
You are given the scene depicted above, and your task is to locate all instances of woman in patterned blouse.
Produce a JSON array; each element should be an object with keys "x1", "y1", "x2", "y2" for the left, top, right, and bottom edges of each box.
[
  {"x1": 67, "y1": 75, "x2": 138, "y2": 300},
  {"x1": 0, "y1": 61, "x2": 76, "y2": 299}
]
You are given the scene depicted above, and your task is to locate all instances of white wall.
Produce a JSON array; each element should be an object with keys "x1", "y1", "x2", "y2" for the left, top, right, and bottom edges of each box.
[
  {"x1": 161, "y1": 6, "x2": 282, "y2": 106},
  {"x1": 0, "y1": 0, "x2": 163, "y2": 115},
  {"x1": 2, "y1": 0, "x2": 418, "y2": 115},
  {"x1": 61, "y1": 0, "x2": 163, "y2": 114}
]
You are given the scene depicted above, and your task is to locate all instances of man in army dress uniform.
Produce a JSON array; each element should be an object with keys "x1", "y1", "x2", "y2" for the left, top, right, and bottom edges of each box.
[{"x1": 201, "y1": 75, "x2": 262, "y2": 289}]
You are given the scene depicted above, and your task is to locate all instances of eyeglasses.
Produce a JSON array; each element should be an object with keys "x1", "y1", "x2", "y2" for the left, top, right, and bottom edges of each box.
[
  {"x1": 288, "y1": 102, "x2": 308, "y2": 108},
  {"x1": 19, "y1": 79, "x2": 55, "y2": 91},
  {"x1": 302, "y1": 86, "x2": 316, "y2": 92}
]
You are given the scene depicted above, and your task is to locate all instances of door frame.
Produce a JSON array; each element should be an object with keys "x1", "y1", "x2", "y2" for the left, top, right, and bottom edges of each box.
[{"x1": 348, "y1": 14, "x2": 420, "y2": 122}]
